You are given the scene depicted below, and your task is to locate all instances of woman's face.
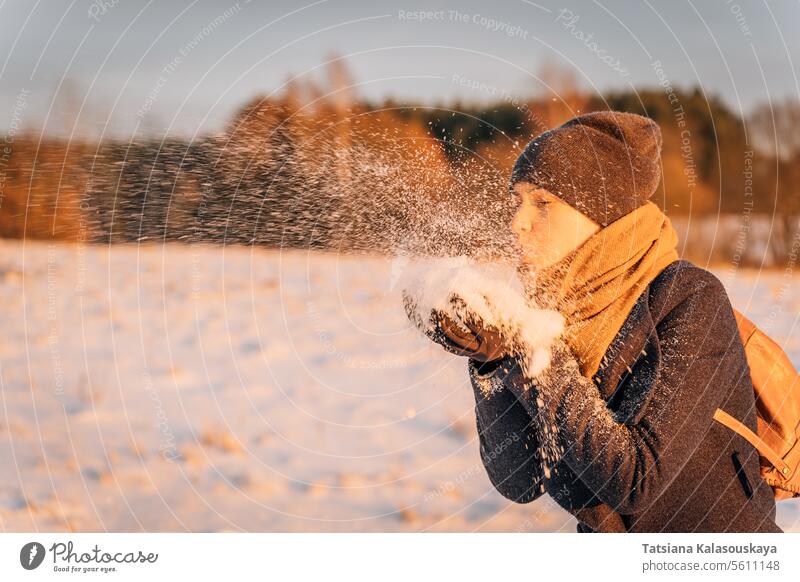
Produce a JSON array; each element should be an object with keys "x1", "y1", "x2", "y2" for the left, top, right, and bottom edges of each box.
[{"x1": 511, "y1": 183, "x2": 600, "y2": 270}]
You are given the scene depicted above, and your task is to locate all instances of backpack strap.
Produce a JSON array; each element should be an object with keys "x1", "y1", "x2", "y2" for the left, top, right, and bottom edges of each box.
[{"x1": 713, "y1": 408, "x2": 792, "y2": 478}]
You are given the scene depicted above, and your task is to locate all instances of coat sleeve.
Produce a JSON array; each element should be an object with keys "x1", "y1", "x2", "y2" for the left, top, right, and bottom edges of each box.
[
  {"x1": 511, "y1": 270, "x2": 745, "y2": 514},
  {"x1": 468, "y1": 357, "x2": 545, "y2": 503}
]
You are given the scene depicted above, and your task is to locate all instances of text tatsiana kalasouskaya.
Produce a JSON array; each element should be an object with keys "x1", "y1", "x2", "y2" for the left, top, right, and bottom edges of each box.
[{"x1": 642, "y1": 543, "x2": 777, "y2": 557}]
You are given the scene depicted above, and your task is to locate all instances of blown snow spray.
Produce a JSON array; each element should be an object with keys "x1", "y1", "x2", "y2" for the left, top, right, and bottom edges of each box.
[
  {"x1": 399, "y1": 256, "x2": 565, "y2": 385},
  {"x1": 399, "y1": 256, "x2": 568, "y2": 487}
]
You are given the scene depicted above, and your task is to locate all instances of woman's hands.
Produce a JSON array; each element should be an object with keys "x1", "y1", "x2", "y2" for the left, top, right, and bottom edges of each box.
[
  {"x1": 435, "y1": 309, "x2": 508, "y2": 362},
  {"x1": 402, "y1": 291, "x2": 508, "y2": 363}
]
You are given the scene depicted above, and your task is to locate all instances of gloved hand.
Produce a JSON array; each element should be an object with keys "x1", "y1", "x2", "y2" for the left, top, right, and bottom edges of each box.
[
  {"x1": 402, "y1": 291, "x2": 509, "y2": 363},
  {"x1": 435, "y1": 309, "x2": 508, "y2": 363}
]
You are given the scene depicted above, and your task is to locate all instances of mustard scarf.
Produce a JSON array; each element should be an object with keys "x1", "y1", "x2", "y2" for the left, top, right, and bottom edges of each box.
[{"x1": 525, "y1": 201, "x2": 680, "y2": 378}]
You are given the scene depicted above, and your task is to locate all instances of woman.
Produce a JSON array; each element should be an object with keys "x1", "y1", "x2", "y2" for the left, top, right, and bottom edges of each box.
[{"x1": 416, "y1": 111, "x2": 781, "y2": 532}]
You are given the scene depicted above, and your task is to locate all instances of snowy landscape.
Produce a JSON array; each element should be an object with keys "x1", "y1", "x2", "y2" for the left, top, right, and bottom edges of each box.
[{"x1": 1, "y1": 240, "x2": 798, "y2": 532}]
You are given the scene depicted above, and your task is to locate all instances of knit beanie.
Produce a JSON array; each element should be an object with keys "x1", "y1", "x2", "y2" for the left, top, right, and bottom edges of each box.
[{"x1": 510, "y1": 111, "x2": 663, "y2": 226}]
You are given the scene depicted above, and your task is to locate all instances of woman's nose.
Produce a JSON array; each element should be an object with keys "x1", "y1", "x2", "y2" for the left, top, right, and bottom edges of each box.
[{"x1": 512, "y1": 213, "x2": 529, "y2": 235}]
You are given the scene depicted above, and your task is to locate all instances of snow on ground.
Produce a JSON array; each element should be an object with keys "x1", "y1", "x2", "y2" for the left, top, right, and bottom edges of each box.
[{"x1": 0, "y1": 240, "x2": 798, "y2": 532}]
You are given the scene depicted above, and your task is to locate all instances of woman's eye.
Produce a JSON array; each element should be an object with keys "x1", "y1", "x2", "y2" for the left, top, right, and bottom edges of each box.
[{"x1": 536, "y1": 200, "x2": 550, "y2": 208}]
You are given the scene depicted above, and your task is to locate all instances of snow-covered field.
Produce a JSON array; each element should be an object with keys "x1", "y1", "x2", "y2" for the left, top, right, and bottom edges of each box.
[{"x1": 0, "y1": 240, "x2": 798, "y2": 532}]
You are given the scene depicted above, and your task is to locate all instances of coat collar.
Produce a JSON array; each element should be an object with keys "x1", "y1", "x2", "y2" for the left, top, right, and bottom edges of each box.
[{"x1": 592, "y1": 276, "x2": 662, "y2": 426}]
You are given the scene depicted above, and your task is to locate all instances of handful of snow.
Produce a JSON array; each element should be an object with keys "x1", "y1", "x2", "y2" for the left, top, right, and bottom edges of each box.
[{"x1": 399, "y1": 257, "x2": 565, "y2": 380}]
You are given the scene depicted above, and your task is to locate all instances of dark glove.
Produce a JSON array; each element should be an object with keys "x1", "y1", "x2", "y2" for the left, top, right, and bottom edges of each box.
[
  {"x1": 436, "y1": 309, "x2": 508, "y2": 362},
  {"x1": 402, "y1": 291, "x2": 508, "y2": 363}
]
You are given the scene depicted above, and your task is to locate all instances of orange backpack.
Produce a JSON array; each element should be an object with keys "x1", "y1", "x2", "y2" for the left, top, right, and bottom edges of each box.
[{"x1": 712, "y1": 310, "x2": 800, "y2": 500}]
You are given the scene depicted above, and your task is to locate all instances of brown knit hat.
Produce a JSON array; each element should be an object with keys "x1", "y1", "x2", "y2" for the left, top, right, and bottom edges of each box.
[{"x1": 510, "y1": 111, "x2": 662, "y2": 226}]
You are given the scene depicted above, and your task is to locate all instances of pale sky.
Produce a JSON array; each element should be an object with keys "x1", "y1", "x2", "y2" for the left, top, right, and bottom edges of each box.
[{"x1": 1, "y1": 0, "x2": 798, "y2": 138}]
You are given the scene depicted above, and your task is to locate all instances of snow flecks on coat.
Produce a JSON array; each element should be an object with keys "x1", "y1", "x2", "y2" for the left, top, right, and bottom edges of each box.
[{"x1": 468, "y1": 260, "x2": 781, "y2": 533}]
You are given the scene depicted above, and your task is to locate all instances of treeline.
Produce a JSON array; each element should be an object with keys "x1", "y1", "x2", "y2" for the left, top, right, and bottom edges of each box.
[{"x1": 1, "y1": 65, "x2": 798, "y2": 262}]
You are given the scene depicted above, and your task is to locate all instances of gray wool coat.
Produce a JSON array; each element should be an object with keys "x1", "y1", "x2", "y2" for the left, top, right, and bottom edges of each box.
[{"x1": 468, "y1": 260, "x2": 782, "y2": 532}]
